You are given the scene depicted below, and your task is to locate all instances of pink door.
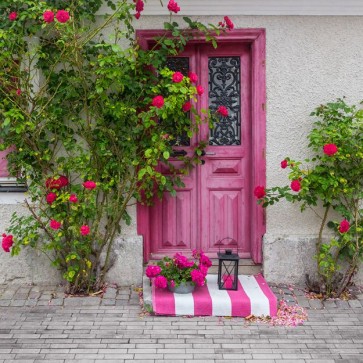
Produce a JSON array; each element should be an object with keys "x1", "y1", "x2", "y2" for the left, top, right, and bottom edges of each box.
[{"x1": 145, "y1": 41, "x2": 253, "y2": 259}]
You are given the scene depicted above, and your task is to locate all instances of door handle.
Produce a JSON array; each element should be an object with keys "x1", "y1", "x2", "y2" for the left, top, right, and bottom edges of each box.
[
  {"x1": 171, "y1": 149, "x2": 187, "y2": 157},
  {"x1": 200, "y1": 150, "x2": 216, "y2": 156}
]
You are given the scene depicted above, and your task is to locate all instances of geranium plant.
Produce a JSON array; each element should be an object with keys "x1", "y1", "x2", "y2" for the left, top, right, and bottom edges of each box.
[
  {"x1": 0, "y1": 0, "x2": 232, "y2": 293},
  {"x1": 255, "y1": 99, "x2": 363, "y2": 297},
  {"x1": 146, "y1": 250, "x2": 212, "y2": 289}
]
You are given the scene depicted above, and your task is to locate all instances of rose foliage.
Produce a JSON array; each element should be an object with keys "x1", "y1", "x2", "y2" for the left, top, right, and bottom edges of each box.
[
  {"x1": 255, "y1": 99, "x2": 363, "y2": 297},
  {"x1": 0, "y1": 0, "x2": 228, "y2": 293}
]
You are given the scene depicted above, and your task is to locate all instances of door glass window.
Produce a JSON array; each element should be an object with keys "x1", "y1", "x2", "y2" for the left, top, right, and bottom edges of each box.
[
  {"x1": 208, "y1": 57, "x2": 241, "y2": 146},
  {"x1": 166, "y1": 57, "x2": 190, "y2": 146}
]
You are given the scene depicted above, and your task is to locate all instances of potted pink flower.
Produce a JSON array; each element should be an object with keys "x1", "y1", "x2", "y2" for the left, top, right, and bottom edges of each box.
[{"x1": 146, "y1": 250, "x2": 212, "y2": 293}]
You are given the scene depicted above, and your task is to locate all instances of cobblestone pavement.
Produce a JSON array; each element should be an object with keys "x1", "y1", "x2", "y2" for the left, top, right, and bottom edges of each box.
[{"x1": 0, "y1": 283, "x2": 362, "y2": 362}]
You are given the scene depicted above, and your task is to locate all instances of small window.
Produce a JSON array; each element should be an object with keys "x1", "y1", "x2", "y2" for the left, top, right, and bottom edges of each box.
[{"x1": 0, "y1": 149, "x2": 27, "y2": 192}]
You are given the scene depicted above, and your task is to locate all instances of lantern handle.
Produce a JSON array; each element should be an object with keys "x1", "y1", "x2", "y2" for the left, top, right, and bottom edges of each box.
[{"x1": 215, "y1": 237, "x2": 238, "y2": 254}]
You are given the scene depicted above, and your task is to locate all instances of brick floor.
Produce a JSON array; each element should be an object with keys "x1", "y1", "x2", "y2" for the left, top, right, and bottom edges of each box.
[{"x1": 0, "y1": 282, "x2": 362, "y2": 362}]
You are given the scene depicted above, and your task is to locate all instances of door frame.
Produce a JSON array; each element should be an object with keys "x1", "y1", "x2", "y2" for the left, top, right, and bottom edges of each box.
[{"x1": 136, "y1": 28, "x2": 266, "y2": 264}]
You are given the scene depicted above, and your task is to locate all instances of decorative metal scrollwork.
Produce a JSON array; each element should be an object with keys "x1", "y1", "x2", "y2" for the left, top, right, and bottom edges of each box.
[
  {"x1": 166, "y1": 57, "x2": 190, "y2": 146},
  {"x1": 166, "y1": 57, "x2": 190, "y2": 76},
  {"x1": 208, "y1": 57, "x2": 241, "y2": 146}
]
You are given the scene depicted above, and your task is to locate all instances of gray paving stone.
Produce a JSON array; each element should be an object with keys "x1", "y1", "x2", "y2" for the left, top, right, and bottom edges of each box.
[
  {"x1": 308, "y1": 299, "x2": 323, "y2": 309},
  {"x1": 348, "y1": 300, "x2": 362, "y2": 308}
]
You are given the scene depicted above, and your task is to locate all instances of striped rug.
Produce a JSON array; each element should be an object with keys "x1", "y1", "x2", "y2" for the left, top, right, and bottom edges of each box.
[{"x1": 152, "y1": 274, "x2": 277, "y2": 317}]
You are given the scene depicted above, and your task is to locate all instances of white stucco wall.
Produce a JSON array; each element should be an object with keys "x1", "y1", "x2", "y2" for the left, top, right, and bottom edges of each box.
[{"x1": 1, "y1": 14, "x2": 363, "y2": 286}]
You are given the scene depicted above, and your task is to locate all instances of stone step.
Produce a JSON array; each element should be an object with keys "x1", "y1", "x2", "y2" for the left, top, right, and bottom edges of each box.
[{"x1": 145, "y1": 258, "x2": 262, "y2": 275}]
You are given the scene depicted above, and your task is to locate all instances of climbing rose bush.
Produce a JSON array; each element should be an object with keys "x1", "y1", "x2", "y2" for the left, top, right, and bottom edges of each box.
[
  {"x1": 0, "y1": 0, "x2": 231, "y2": 293},
  {"x1": 255, "y1": 99, "x2": 363, "y2": 297}
]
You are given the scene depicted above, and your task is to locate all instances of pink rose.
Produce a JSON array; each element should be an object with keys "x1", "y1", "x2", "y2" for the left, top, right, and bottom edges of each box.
[
  {"x1": 172, "y1": 71, "x2": 184, "y2": 83},
  {"x1": 290, "y1": 180, "x2": 301, "y2": 192},
  {"x1": 145, "y1": 265, "x2": 161, "y2": 278},
  {"x1": 281, "y1": 159, "x2": 288, "y2": 169},
  {"x1": 339, "y1": 219, "x2": 350, "y2": 233},
  {"x1": 49, "y1": 219, "x2": 62, "y2": 230},
  {"x1": 188, "y1": 72, "x2": 198, "y2": 84},
  {"x1": 135, "y1": 12, "x2": 141, "y2": 19},
  {"x1": 152, "y1": 95, "x2": 164, "y2": 109},
  {"x1": 135, "y1": 0, "x2": 144, "y2": 12},
  {"x1": 46, "y1": 192, "x2": 57, "y2": 205},
  {"x1": 80, "y1": 225, "x2": 90, "y2": 236},
  {"x1": 199, "y1": 254, "x2": 212, "y2": 268},
  {"x1": 217, "y1": 105, "x2": 228, "y2": 117},
  {"x1": 167, "y1": 0, "x2": 180, "y2": 13},
  {"x1": 224, "y1": 16, "x2": 234, "y2": 30},
  {"x1": 169, "y1": 280, "x2": 176, "y2": 288},
  {"x1": 323, "y1": 143, "x2": 338, "y2": 156},
  {"x1": 196, "y1": 85, "x2": 204, "y2": 96},
  {"x1": 55, "y1": 10, "x2": 70, "y2": 23},
  {"x1": 16, "y1": 89, "x2": 22, "y2": 96},
  {"x1": 43, "y1": 10, "x2": 54, "y2": 23},
  {"x1": 2, "y1": 234, "x2": 14, "y2": 253},
  {"x1": 9, "y1": 12, "x2": 17, "y2": 21},
  {"x1": 182, "y1": 101, "x2": 192, "y2": 112},
  {"x1": 254, "y1": 185, "x2": 266, "y2": 199},
  {"x1": 154, "y1": 275, "x2": 168, "y2": 289},
  {"x1": 83, "y1": 180, "x2": 96, "y2": 190},
  {"x1": 191, "y1": 269, "x2": 205, "y2": 287},
  {"x1": 174, "y1": 253, "x2": 195, "y2": 269},
  {"x1": 69, "y1": 194, "x2": 78, "y2": 203}
]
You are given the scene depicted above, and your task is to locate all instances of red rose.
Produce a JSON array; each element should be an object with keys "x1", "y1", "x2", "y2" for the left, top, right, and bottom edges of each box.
[
  {"x1": 46, "y1": 175, "x2": 68, "y2": 189},
  {"x1": 2, "y1": 234, "x2": 14, "y2": 253},
  {"x1": 69, "y1": 194, "x2": 78, "y2": 203},
  {"x1": 135, "y1": 12, "x2": 141, "y2": 19},
  {"x1": 135, "y1": 0, "x2": 144, "y2": 12},
  {"x1": 188, "y1": 72, "x2": 198, "y2": 84},
  {"x1": 46, "y1": 177, "x2": 62, "y2": 190},
  {"x1": 217, "y1": 105, "x2": 228, "y2": 117},
  {"x1": 59, "y1": 175, "x2": 69, "y2": 187},
  {"x1": 254, "y1": 185, "x2": 266, "y2": 199},
  {"x1": 281, "y1": 159, "x2": 288, "y2": 169},
  {"x1": 182, "y1": 101, "x2": 192, "y2": 112},
  {"x1": 16, "y1": 89, "x2": 22, "y2": 96},
  {"x1": 83, "y1": 180, "x2": 97, "y2": 190},
  {"x1": 196, "y1": 85, "x2": 204, "y2": 95},
  {"x1": 80, "y1": 225, "x2": 90, "y2": 236},
  {"x1": 224, "y1": 16, "x2": 234, "y2": 30},
  {"x1": 290, "y1": 180, "x2": 301, "y2": 192},
  {"x1": 172, "y1": 71, "x2": 184, "y2": 83},
  {"x1": 323, "y1": 143, "x2": 338, "y2": 156},
  {"x1": 55, "y1": 10, "x2": 70, "y2": 23},
  {"x1": 167, "y1": 0, "x2": 180, "y2": 13},
  {"x1": 152, "y1": 95, "x2": 164, "y2": 108},
  {"x1": 46, "y1": 192, "x2": 57, "y2": 205},
  {"x1": 338, "y1": 219, "x2": 350, "y2": 233},
  {"x1": 9, "y1": 12, "x2": 17, "y2": 21},
  {"x1": 43, "y1": 10, "x2": 54, "y2": 23},
  {"x1": 218, "y1": 21, "x2": 225, "y2": 28},
  {"x1": 49, "y1": 219, "x2": 62, "y2": 230}
]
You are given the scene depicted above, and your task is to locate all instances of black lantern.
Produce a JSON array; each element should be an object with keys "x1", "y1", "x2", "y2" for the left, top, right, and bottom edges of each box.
[{"x1": 217, "y1": 249, "x2": 240, "y2": 290}]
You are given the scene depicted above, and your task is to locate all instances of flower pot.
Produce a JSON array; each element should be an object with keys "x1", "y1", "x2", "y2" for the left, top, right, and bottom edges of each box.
[{"x1": 168, "y1": 281, "x2": 195, "y2": 294}]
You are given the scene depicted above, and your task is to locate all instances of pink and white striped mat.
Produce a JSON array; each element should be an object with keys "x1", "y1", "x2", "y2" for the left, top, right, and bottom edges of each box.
[{"x1": 152, "y1": 274, "x2": 277, "y2": 317}]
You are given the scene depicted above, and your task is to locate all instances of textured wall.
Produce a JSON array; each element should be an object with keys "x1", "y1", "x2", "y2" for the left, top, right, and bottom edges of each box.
[{"x1": 1, "y1": 15, "x2": 363, "y2": 285}]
